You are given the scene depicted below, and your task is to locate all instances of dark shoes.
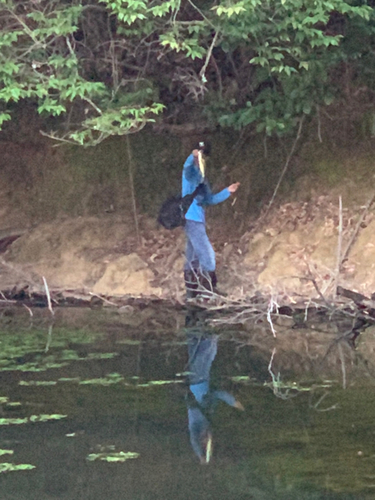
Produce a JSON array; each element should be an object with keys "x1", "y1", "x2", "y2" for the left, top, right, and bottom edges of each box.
[{"x1": 184, "y1": 270, "x2": 226, "y2": 301}]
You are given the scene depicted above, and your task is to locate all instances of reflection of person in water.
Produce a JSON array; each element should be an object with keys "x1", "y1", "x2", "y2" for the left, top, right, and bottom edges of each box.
[{"x1": 186, "y1": 323, "x2": 244, "y2": 464}]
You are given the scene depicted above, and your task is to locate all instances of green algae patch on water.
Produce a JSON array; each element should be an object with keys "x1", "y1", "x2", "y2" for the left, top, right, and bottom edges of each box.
[
  {"x1": 79, "y1": 372, "x2": 124, "y2": 386},
  {"x1": 86, "y1": 444, "x2": 140, "y2": 463},
  {"x1": 29, "y1": 414, "x2": 67, "y2": 423},
  {"x1": 0, "y1": 418, "x2": 28, "y2": 426},
  {"x1": 0, "y1": 463, "x2": 36, "y2": 473},
  {"x1": 19, "y1": 380, "x2": 57, "y2": 386},
  {"x1": 87, "y1": 451, "x2": 140, "y2": 463},
  {"x1": 0, "y1": 326, "x2": 104, "y2": 373},
  {"x1": 0, "y1": 449, "x2": 13, "y2": 456},
  {"x1": 0, "y1": 414, "x2": 67, "y2": 425},
  {"x1": 136, "y1": 379, "x2": 183, "y2": 387}
]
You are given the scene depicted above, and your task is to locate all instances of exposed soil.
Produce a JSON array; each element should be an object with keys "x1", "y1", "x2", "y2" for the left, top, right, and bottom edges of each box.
[
  {"x1": 1, "y1": 127, "x2": 375, "y2": 311},
  {"x1": 1, "y1": 187, "x2": 375, "y2": 309}
]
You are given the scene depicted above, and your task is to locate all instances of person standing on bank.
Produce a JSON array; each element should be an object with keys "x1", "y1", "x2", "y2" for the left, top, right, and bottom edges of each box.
[{"x1": 182, "y1": 142, "x2": 240, "y2": 298}]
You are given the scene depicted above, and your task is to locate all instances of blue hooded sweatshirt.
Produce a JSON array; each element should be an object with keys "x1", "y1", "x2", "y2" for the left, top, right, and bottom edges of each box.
[{"x1": 182, "y1": 153, "x2": 230, "y2": 223}]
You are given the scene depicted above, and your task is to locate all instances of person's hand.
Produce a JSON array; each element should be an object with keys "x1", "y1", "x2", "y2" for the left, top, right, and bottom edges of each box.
[
  {"x1": 228, "y1": 182, "x2": 240, "y2": 194},
  {"x1": 234, "y1": 400, "x2": 245, "y2": 411}
]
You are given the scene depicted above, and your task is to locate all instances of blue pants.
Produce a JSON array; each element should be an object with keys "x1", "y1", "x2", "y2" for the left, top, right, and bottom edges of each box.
[
  {"x1": 184, "y1": 220, "x2": 216, "y2": 272},
  {"x1": 187, "y1": 334, "x2": 218, "y2": 386}
]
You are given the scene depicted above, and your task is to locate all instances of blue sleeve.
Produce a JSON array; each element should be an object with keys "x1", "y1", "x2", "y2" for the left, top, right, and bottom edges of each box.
[
  {"x1": 183, "y1": 154, "x2": 201, "y2": 183},
  {"x1": 212, "y1": 390, "x2": 237, "y2": 407},
  {"x1": 203, "y1": 187, "x2": 231, "y2": 206}
]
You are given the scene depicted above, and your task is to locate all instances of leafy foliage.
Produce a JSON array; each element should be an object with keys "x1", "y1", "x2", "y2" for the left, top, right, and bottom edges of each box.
[{"x1": 0, "y1": 0, "x2": 373, "y2": 144}]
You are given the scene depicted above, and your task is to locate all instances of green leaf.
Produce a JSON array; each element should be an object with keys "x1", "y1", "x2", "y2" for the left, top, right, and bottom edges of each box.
[{"x1": 0, "y1": 113, "x2": 11, "y2": 127}]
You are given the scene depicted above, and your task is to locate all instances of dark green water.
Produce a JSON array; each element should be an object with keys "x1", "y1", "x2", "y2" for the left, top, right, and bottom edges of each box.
[{"x1": 0, "y1": 306, "x2": 375, "y2": 500}]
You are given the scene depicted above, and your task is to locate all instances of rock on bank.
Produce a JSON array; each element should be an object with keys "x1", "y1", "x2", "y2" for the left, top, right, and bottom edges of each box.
[{"x1": 2, "y1": 215, "x2": 162, "y2": 297}]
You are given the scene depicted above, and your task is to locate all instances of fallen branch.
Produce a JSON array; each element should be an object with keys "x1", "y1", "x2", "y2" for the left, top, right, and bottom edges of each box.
[{"x1": 88, "y1": 292, "x2": 117, "y2": 307}]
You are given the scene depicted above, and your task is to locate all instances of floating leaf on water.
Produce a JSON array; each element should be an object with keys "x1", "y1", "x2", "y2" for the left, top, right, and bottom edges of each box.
[
  {"x1": 96, "y1": 444, "x2": 116, "y2": 452},
  {"x1": 230, "y1": 376, "x2": 252, "y2": 382},
  {"x1": 60, "y1": 350, "x2": 81, "y2": 360},
  {"x1": 0, "y1": 462, "x2": 36, "y2": 473},
  {"x1": 160, "y1": 341, "x2": 187, "y2": 346},
  {"x1": 5, "y1": 402, "x2": 22, "y2": 408},
  {"x1": 137, "y1": 380, "x2": 182, "y2": 387},
  {"x1": 86, "y1": 451, "x2": 139, "y2": 462},
  {"x1": 79, "y1": 379, "x2": 118, "y2": 386},
  {"x1": 0, "y1": 418, "x2": 28, "y2": 426},
  {"x1": 0, "y1": 450, "x2": 13, "y2": 456},
  {"x1": 44, "y1": 362, "x2": 69, "y2": 369},
  {"x1": 58, "y1": 377, "x2": 80, "y2": 383},
  {"x1": 0, "y1": 397, "x2": 9, "y2": 404},
  {"x1": 79, "y1": 373, "x2": 124, "y2": 386},
  {"x1": 2, "y1": 362, "x2": 68, "y2": 373},
  {"x1": 0, "y1": 414, "x2": 67, "y2": 425},
  {"x1": 19, "y1": 381, "x2": 57, "y2": 386},
  {"x1": 87, "y1": 353, "x2": 119, "y2": 360},
  {"x1": 117, "y1": 340, "x2": 141, "y2": 345},
  {"x1": 79, "y1": 379, "x2": 105, "y2": 385},
  {"x1": 2, "y1": 365, "x2": 46, "y2": 372},
  {"x1": 65, "y1": 432, "x2": 76, "y2": 437},
  {"x1": 264, "y1": 381, "x2": 314, "y2": 392},
  {"x1": 29, "y1": 414, "x2": 67, "y2": 423},
  {"x1": 149, "y1": 380, "x2": 182, "y2": 385}
]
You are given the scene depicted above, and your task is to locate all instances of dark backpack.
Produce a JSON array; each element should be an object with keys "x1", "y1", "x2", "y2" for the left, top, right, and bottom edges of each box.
[{"x1": 158, "y1": 183, "x2": 205, "y2": 230}]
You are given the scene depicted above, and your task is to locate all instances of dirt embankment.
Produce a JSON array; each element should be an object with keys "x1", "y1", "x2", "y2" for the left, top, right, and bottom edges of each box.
[
  {"x1": 1, "y1": 187, "x2": 375, "y2": 304},
  {"x1": 1, "y1": 127, "x2": 375, "y2": 303}
]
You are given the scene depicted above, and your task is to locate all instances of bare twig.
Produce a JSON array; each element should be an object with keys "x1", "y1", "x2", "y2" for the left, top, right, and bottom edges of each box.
[
  {"x1": 199, "y1": 31, "x2": 218, "y2": 83},
  {"x1": 309, "y1": 391, "x2": 339, "y2": 412},
  {"x1": 267, "y1": 348, "x2": 299, "y2": 400},
  {"x1": 88, "y1": 292, "x2": 117, "y2": 306},
  {"x1": 267, "y1": 295, "x2": 278, "y2": 338},
  {"x1": 263, "y1": 116, "x2": 305, "y2": 217},
  {"x1": 340, "y1": 193, "x2": 375, "y2": 267},
  {"x1": 333, "y1": 196, "x2": 343, "y2": 297},
  {"x1": 23, "y1": 304, "x2": 33, "y2": 317},
  {"x1": 303, "y1": 263, "x2": 332, "y2": 308},
  {"x1": 317, "y1": 105, "x2": 322, "y2": 143},
  {"x1": 45, "y1": 324, "x2": 53, "y2": 353},
  {"x1": 126, "y1": 135, "x2": 141, "y2": 246},
  {"x1": 8, "y1": 9, "x2": 40, "y2": 44},
  {"x1": 39, "y1": 130, "x2": 83, "y2": 146},
  {"x1": 338, "y1": 343, "x2": 347, "y2": 389},
  {"x1": 321, "y1": 193, "x2": 375, "y2": 296},
  {"x1": 186, "y1": 0, "x2": 216, "y2": 28},
  {"x1": 42, "y1": 276, "x2": 54, "y2": 316}
]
